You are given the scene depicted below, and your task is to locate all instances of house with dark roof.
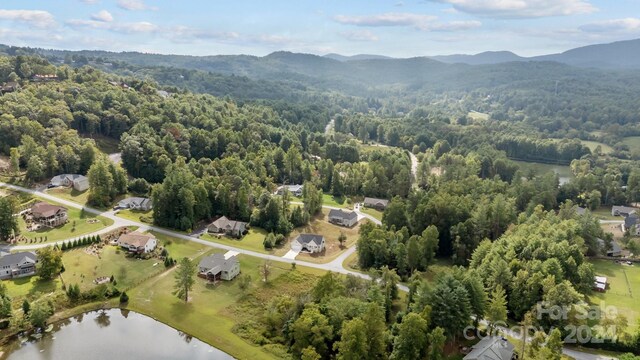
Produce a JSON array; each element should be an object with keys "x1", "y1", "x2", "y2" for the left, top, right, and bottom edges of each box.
[
  {"x1": 208, "y1": 216, "x2": 248, "y2": 238},
  {"x1": 117, "y1": 232, "x2": 157, "y2": 253},
  {"x1": 328, "y1": 209, "x2": 358, "y2": 227},
  {"x1": 611, "y1": 205, "x2": 637, "y2": 217},
  {"x1": 0, "y1": 252, "x2": 37, "y2": 280},
  {"x1": 116, "y1": 197, "x2": 153, "y2": 211},
  {"x1": 363, "y1": 197, "x2": 389, "y2": 211},
  {"x1": 292, "y1": 234, "x2": 325, "y2": 253},
  {"x1": 198, "y1": 253, "x2": 240, "y2": 281},
  {"x1": 31, "y1": 202, "x2": 68, "y2": 227},
  {"x1": 49, "y1": 174, "x2": 90, "y2": 192},
  {"x1": 597, "y1": 238, "x2": 623, "y2": 257},
  {"x1": 463, "y1": 336, "x2": 515, "y2": 360},
  {"x1": 623, "y1": 214, "x2": 640, "y2": 236}
]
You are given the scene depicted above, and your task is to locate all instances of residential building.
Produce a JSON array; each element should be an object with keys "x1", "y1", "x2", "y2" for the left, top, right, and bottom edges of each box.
[
  {"x1": 276, "y1": 184, "x2": 304, "y2": 197},
  {"x1": 32, "y1": 74, "x2": 59, "y2": 82},
  {"x1": 117, "y1": 232, "x2": 157, "y2": 254},
  {"x1": 624, "y1": 214, "x2": 640, "y2": 236},
  {"x1": 116, "y1": 197, "x2": 153, "y2": 211},
  {"x1": 0, "y1": 82, "x2": 19, "y2": 94},
  {"x1": 292, "y1": 234, "x2": 325, "y2": 253},
  {"x1": 198, "y1": 252, "x2": 240, "y2": 281},
  {"x1": 363, "y1": 197, "x2": 389, "y2": 210},
  {"x1": 328, "y1": 208, "x2": 358, "y2": 227},
  {"x1": 31, "y1": 202, "x2": 68, "y2": 227},
  {"x1": 597, "y1": 238, "x2": 623, "y2": 257},
  {"x1": 611, "y1": 205, "x2": 637, "y2": 217},
  {"x1": 463, "y1": 336, "x2": 515, "y2": 360},
  {"x1": 207, "y1": 216, "x2": 248, "y2": 238},
  {"x1": 0, "y1": 252, "x2": 37, "y2": 280},
  {"x1": 594, "y1": 275, "x2": 608, "y2": 292},
  {"x1": 49, "y1": 174, "x2": 90, "y2": 192}
]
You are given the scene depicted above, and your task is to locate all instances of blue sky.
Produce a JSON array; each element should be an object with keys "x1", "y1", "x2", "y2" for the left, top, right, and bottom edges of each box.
[{"x1": 0, "y1": 0, "x2": 639, "y2": 57}]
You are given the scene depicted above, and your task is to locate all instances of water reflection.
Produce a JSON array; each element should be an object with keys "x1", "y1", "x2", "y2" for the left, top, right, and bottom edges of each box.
[{"x1": 3, "y1": 309, "x2": 233, "y2": 360}]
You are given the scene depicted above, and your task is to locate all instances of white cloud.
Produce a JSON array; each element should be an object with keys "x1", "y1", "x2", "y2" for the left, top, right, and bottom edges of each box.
[
  {"x1": 90, "y1": 10, "x2": 113, "y2": 22},
  {"x1": 340, "y1": 30, "x2": 379, "y2": 42},
  {"x1": 334, "y1": 13, "x2": 436, "y2": 27},
  {"x1": 334, "y1": 12, "x2": 479, "y2": 32},
  {"x1": 117, "y1": 0, "x2": 156, "y2": 11},
  {"x1": 0, "y1": 9, "x2": 56, "y2": 28},
  {"x1": 80, "y1": 0, "x2": 100, "y2": 4},
  {"x1": 579, "y1": 18, "x2": 640, "y2": 33},
  {"x1": 66, "y1": 19, "x2": 158, "y2": 33},
  {"x1": 428, "y1": 0, "x2": 597, "y2": 18}
]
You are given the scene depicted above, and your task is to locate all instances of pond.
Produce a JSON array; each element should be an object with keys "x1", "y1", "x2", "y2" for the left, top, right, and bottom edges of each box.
[
  {"x1": 513, "y1": 160, "x2": 573, "y2": 185},
  {"x1": 2, "y1": 309, "x2": 233, "y2": 360}
]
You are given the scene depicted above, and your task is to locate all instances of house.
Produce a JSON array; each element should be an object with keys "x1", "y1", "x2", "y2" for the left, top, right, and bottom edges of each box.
[
  {"x1": 623, "y1": 214, "x2": 640, "y2": 236},
  {"x1": 463, "y1": 336, "x2": 515, "y2": 360},
  {"x1": 328, "y1": 208, "x2": 358, "y2": 227},
  {"x1": 611, "y1": 205, "x2": 637, "y2": 217},
  {"x1": 207, "y1": 216, "x2": 248, "y2": 238},
  {"x1": 363, "y1": 197, "x2": 389, "y2": 211},
  {"x1": 32, "y1": 74, "x2": 58, "y2": 82},
  {"x1": 276, "y1": 184, "x2": 304, "y2": 197},
  {"x1": 0, "y1": 82, "x2": 19, "y2": 94},
  {"x1": 292, "y1": 234, "x2": 325, "y2": 253},
  {"x1": 31, "y1": 202, "x2": 68, "y2": 227},
  {"x1": 116, "y1": 197, "x2": 153, "y2": 211},
  {"x1": 0, "y1": 252, "x2": 37, "y2": 280},
  {"x1": 49, "y1": 174, "x2": 90, "y2": 192},
  {"x1": 117, "y1": 232, "x2": 157, "y2": 253},
  {"x1": 198, "y1": 252, "x2": 240, "y2": 281},
  {"x1": 597, "y1": 238, "x2": 623, "y2": 257},
  {"x1": 594, "y1": 275, "x2": 608, "y2": 292}
]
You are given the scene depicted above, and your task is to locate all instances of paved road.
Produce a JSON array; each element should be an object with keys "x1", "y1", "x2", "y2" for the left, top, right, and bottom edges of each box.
[{"x1": 1, "y1": 182, "x2": 405, "y2": 289}]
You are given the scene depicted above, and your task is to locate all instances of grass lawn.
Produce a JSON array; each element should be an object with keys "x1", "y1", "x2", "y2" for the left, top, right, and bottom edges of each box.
[
  {"x1": 581, "y1": 140, "x2": 614, "y2": 155},
  {"x1": 621, "y1": 136, "x2": 640, "y2": 153},
  {"x1": 83, "y1": 134, "x2": 120, "y2": 154},
  {"x1": 589, "y1": 259, "x2": 640, "y2": 334},
  {"x1": 591, "y1": 206, "x2": 623, "y2": 221},
  {"x1": 4, "y1": 276, "x2": 62, "y2": 302},
  {"x1": 467, "y1": 110, "x2": 489, "y2": 122},
  {"x1": 115, "y1": 209, "x2": 153, "y2": 223},
  {"x1": 360, "y1": 206, "x2": 383, "y2": 221},
  {"x1": 290, "y1": 193, "x2": 351, "y2": 209},
  {"x1": 343, "y1": 250, "x2": 361, "y2": 272},
  {"x1": 282, "y1": 208, "x2": 364, "y2": 263},
  {"x1": 45, "y1": 187, "x2": 91, "y2": 206},
  {"x1": 151, "y1": 231, "x2": 212, "y2": 260},
  {"x1": 16, "y1": 204, "x2": 113, "y2": 244},
  {"x1": 200, "y1": 228, "x2": 270, "y2": 254},
  {"x1": 126, "y1": 253, "x2": 299, "y2": 360},
  {"x1": 513, "y1": 160, "x2": 573, "y2": 184}
]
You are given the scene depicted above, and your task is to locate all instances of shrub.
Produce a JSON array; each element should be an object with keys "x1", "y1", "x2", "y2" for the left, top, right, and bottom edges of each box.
[{"x1": 120, "y1": 291, "x2": 129, "y2": 303}]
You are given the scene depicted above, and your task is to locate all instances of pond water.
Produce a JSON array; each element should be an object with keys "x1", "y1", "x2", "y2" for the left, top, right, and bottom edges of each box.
[{"x1": 2, "y1": 309, "x2": 233, "y2": 360}]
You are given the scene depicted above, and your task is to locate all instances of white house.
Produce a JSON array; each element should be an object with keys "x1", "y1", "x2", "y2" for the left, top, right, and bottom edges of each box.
[
  {"x1": 328, "y1": 208, "x2": 358, "y2": 227},
  {"x1": 49, "y1": 174, "x2": 90, "y2": 192},
  {"x1": 611, "y1": 205, "x2": 637, "y2": 217},
  {"x1": 0, "y1": 252, "x2": 37, "y2": 280},
  {"x1": 117, "y1": 232, "x2": 157, "y2": 254},
  {"x1": 276, "y1": 184, "x2": 304, "y2": 197},
  {"x1": 292, "y1": 234, "x2": 325, "y2": 253},
  {"x1": 198, "y1": 253, "x2": 240, "y2": 281}
]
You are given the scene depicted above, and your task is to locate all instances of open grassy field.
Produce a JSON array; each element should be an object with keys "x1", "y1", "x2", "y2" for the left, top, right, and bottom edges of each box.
[
  {"x1": 589, "y1": 259, "x2": 640, "y2": 334},
  {"x1": 45, "y1": 187, "x2": 91, "y2": 206},
  {"x1": 16, "y1": 204, "x2": 113, "y2": 244},
  {"x1": 126, "y1": 251, "x2": 300, "y2": 360},
  {"x1": 115, "y1": 209, "x2": 153, "y2": 223},
  {"x1": 360, "y1": 206, "x2": 383, "y2": 221},
  {"x1": 467, "y1": 110, "x2": 489, "y2": 122},
  {"x1": 282, "y1": 208, "x2": 364, "y2": 263},
  {"x1": 622, "y1": 136, "x2": 640, "y2": 153},
  {"x1": 200, "y1": 228, "x2": 269, "y2": 254},
  {"x1": 581, "y1": 140, "x2": 614, "y2": 155},
  {"x1": 291, "y1": 193, "x2": 351, "y2": 209},
  {"x1": 4, "y1": 276, "x2": 62, "y2": 301},
  {"x1": 591, "y1": 206, "x2": 624, "y2": 221},
  {"x1": 151, "y1": 231, "x2": 211, "y2": 260}
]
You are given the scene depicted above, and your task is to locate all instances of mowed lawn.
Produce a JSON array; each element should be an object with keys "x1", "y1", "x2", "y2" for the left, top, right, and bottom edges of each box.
[
  {"x1": 581, "y1": 140, "x2": 614, "y2": 155},
  {"x1": 622, "y1": 136, "x2": 640, "y2": 153},
  {"x1": 126, "y1": 252, "x2": 296, "y2": 360},
  {"x1": 150, "y1": 231, "x2": 211, "y2": 260},
  {"x1": 282, "y1": 208, "x2": 364, "y2": 263},
  {"x1": 200, "y1": 228, "x2": 269, "y2": 254},
  {"x1": 16, "y1": 205, "x2": 113, "y2": 244},
  {"x1": 115, "y1": 209, "x2": 153, "y2": 224},
  {"x1": 45, "y1": 187, "x2": 91, "y2": 207},
  {"x1": 4, "y1": 276, "x2": 62, "y2": 303},
  {"x1": 360, "y1": 206, "x2": 383, "y2": 221},
  {"x1": 589, "y1": 259, "x2": 640, "y2": 334},
  {"x1": 291, "y1": 193, "x2": 351, "y2": 209}
]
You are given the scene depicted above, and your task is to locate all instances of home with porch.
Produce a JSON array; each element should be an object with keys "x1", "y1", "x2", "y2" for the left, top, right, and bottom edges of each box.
[
  {"x1": 328, "y1": 208, "x2": 358, "y2": 227},
  {"x1": 207, "y1": 216, "x2": 248, "y2": 238},
  {"x1": 292, "y1": 234, "x2": 325, "y2": 254},
  {"x1": 117, "y1": 232, "x2": 157, "y2": 254},
  {"x1": 31, "y1": 202, "x2": 68, "y2": 227},
  {"x1": 0, "y1": 252, "x2": 38, "y2": 280},
  {"x1": 49, "y1": 174, "x2": 90, "y2": 192},
  {"x1": 198, "y1": 251, "x2": 240, "y2": 281},
  {"x1": 363, "y1": 197, "x2": 389, "y2": 211}
]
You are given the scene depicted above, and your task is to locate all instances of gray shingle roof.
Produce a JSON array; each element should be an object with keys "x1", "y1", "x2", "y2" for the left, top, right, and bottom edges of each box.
[
  {"x1": 198, "y1": 253, "x2": 239, "y2": 275},
  {"x1": 295, "y1": 234, "x2": 324, "y2": 246},
  {"x1": 364, "y1": 197, "x2": 389, "y2": 207},
  {"x1": 625, "y1": 214, "x2": 639, "y2": 229},
  {"x1": 328, "y1": 208, "x2": 358, "y2": 221},
  {"x1": 0, "y1": 252, "x2": 37, "y2": 268}
]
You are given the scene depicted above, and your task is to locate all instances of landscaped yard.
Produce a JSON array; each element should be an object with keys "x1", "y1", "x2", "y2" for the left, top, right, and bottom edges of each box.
[
  {"x1": 589, "y1": 259, "x2": 640, "y2": 334},
  {"x1": 4, "y1": 276, "x2": 62, "y2": 301},
  {"x1": 592, "y1": 206, "x2": 623, "y2": 221},
  {"x1": 282, "y1": 208, "x2": 364, "y2": 263},
  {"x1": 16, "y1": 204, "x2": 113, "y2": 244},
  {"x1": 45, "y1": 187, "x2": 91, "y2": 206},
  {"x1": 150, "y1": 231, "x2": 212, "y2": 260},
  {"x1": 126, "y1": 252, "x2": 303, "y2": 360},
  {"x1": 115, "y1": 209, "x2": 153, "y2": 223},
  {"x1": 290, "y1": 193, "x2": 351, "y2": 209},
  {"x1": 200, "y1": 228, "x2": 269, "y2": 254},
  {"x1": 360, "y1": 206, "x2": 383, "y2": 221}
]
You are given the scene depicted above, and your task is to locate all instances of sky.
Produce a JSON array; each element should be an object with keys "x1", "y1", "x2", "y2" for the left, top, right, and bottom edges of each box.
[{"x1": 0, "y1": 0, "x2": 639, "y2": 57}]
